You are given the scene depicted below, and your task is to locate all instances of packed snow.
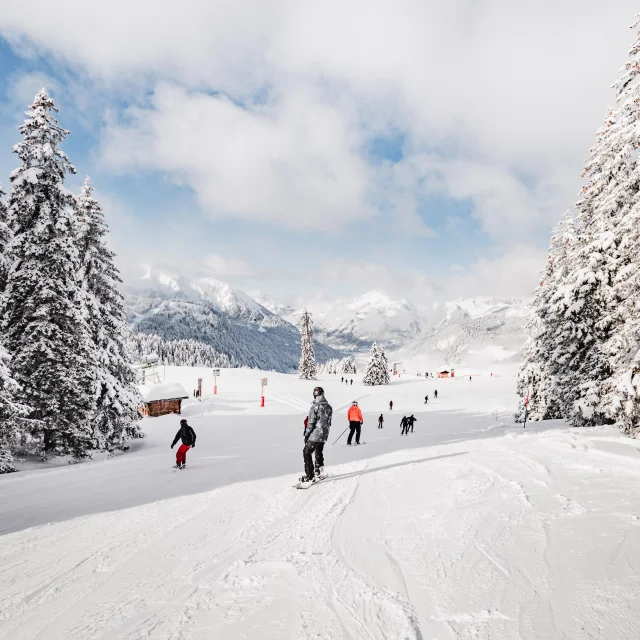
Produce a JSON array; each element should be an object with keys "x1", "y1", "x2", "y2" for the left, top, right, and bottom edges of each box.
[{"x1": 1, "y1": 365, "x2": 639, "y2": 639}]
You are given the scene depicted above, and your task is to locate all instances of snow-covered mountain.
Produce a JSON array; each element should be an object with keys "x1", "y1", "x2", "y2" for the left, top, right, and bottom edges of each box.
[
  {"x1": 124, "y1": 268, "x2": 340, "y2": 372},
  {"x1": 258, "y1": 290, "x2": 425, "y2": 351},
  {"x1": 414, "y1": 297, "x2": 528, "y2": 366}
]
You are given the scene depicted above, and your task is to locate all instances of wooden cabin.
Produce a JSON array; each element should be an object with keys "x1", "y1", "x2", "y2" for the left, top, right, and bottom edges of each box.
[
  {"x1": 141, "y1": 382, "x2": 189, "y2": 417},
  {"x1": 437, "y1": 370, "x2": 452, "y2": 379}
]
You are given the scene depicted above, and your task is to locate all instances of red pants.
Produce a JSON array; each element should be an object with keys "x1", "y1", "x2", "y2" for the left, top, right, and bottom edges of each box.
[{"x1": 176, "y1": 444, "x2": 190, "y2": 466}]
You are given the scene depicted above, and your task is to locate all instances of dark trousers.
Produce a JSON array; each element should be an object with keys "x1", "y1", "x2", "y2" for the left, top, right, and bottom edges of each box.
[
  {"x1": 303, "y1": 440, "x2": 325, "y2": 478},
  {"x1": 401, "y1": 424, "x2": 409, "y2": 435},
  {"x1": 347, "y1": 421, "x2": 361, "y2": 444},
  {"x1": 378, "y1": 421, "x2": 383, "y2": 429}
]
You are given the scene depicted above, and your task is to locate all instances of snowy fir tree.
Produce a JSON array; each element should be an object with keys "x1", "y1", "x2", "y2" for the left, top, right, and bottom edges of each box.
[
  {"x1": 520, "y1": 15, "x2": 640, "y2": 434},
  {"x1": 298, "y1": 308, "x2": 317, "y2": 379},
  {"x1": 516, "y1": 214, "x2": 575, "y2": 422},
  {"x1": 2, "y1": 91, "x2": 94, "y2": 456},
  {"x1": 340, "y1": 355, "x2": 357, "y2": 375},
  {"x1": 362, "y1": 342, "x2": 390, "y2": 386},
  {"x1": 75, "y1": 177, "x2": 143, "y2": 449}
]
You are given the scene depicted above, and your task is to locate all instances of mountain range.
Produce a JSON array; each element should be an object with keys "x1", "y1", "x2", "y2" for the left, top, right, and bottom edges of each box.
[
  {"x1": 124, "y1": 268, "x2": 340, "y2": 372},
  {"x1": 124, "y1": 268, "x2": 529, "y2": 371}
]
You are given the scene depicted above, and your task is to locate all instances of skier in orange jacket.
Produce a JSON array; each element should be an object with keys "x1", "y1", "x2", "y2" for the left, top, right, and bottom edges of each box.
[{"x1": 346, "y1": 401, "x2": 363, "y2": 445}]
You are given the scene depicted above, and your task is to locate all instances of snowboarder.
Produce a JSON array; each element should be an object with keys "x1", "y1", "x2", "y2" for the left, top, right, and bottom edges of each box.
[
  {"x1": 389, "y1": 400, "x2": 393, "y2": 411},
  {"x1": 407, "y1": 414, "x2": 417, "y2": 433},
  {"x1": 300, "y1": 386, "x2": 333, "y2": 485},
  {"x1": 171, "y1": 419, "x2": 197, "y2": 469},
  {"x1": 378, "y1": 413, "x2": 384, "y2": 429},
  {"x1": 424, "y1": 394, "x2": 429, "y2": 404},
  {"x1": 346, "y1": 400, "x2": 363, "y2": 445},
  {"x1": 400, "y1": 415, "x2": 409, "y2": 435},
  {"x1": 434, "y1": 389, "x2": 438, "y2": 400}
]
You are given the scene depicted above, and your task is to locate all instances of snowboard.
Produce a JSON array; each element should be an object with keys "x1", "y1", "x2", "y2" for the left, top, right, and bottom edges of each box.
[{"x1": 294, "y1": 475, "x2": 327, "y2": 489}]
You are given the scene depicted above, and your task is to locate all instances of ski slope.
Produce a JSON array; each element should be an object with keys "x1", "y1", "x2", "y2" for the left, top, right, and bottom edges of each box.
[{"x1": 1, "y1": 366, "x2": 640, "y2": 639}]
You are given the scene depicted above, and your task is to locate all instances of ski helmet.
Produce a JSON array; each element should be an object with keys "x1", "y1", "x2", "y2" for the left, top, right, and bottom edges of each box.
[
  {"x1": 180, "y1": 419, "x2": 188, "y2": 425},
  {"x1": 313, "y1": 386, "x2": 324, "y2": 398},
  {"x1": 352, "y1": 400, "x2": 358, "y2": 405}
]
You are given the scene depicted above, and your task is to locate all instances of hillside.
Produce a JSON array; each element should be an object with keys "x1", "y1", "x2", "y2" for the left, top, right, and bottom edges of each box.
[
  {"x1": 124, "y1": 268, "x2": 340, "y2": 372},
  {"x1": 259, "y1": 290, "x2": 425, "y2": 351}
]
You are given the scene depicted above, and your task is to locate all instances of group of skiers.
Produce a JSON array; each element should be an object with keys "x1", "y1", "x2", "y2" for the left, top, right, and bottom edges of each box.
[
  {"x1": 169, "y1": 386, "x2": 439, "y2": 485},
  {"x1": 340, "y1": 377, "x2": 354, "y2": 385}
]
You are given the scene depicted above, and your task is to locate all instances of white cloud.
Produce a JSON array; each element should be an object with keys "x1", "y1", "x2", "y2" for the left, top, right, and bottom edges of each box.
[
  {"x1": 1, "y1": 0, "x2": 637, "y2": 291},
  {"x1": 199, "y1": 253, "x2": 256, "y2": 280},
  {"x1": 101, "y1": 84, "x2": 375, "y2": 230}
]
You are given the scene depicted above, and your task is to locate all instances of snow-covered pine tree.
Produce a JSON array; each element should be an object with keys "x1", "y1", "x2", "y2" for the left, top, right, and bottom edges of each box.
[
  {"x1": 298, "y1": 308, "x2": 317, "y2": 379},
  {"x1": 75, "y1": 177, "x2": 143, "y2": 449},
  {"x1": 516, "y1": 214, "x2": 575, "y2": 422},
  {"x1": 2, "y1": 90, "x2": 94, "y2": 457},
  {"x1": 340, "y1": 355, "x2": 357, "y2": 375},
  {"x1": 362, "y1": 342, "x2": 390, "y2": 386}
]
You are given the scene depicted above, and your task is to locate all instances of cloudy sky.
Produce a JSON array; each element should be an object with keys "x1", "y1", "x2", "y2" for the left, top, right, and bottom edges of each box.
[{"x1": 0, "y1": 1, "x2": 637, "y2": 306}]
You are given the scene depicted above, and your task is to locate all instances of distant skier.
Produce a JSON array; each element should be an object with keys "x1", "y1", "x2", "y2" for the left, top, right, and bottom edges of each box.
[
  {"x1": 389, "y1": 400, "x2": 393, "y2": 411},
  {"x1": 378, "y1": 413, "x2": 384, "y2": 429},
  {"x1": 171, "y1": 419, "x2": 197, "y2": 469},
  {"x1": 350, "y1": 379, "x2": 353, "y2": 386},
  {"x1": 347, "y1": 401, "x2": 363, "y2": 445},
  {"x1": 424, "y1": 394, "x2": 429, "y2": 404},
  {"x1": 407, "y1": 414, "x2": 417, "y2": 433},
  {"x1": 434, "y1": 389, "x2": 438, "y2": 400},
  {"x1": 400, "y1": 415, "x2": 409, "y2": 435},
  {"x1": 341, "y1": 376, "x2": 344, "y2": 383},
  {"x1": 300, "y1": 386, "x2": 333, "y2": 485},
  {"x1": 469, "y1": 375, "x2": 472, "y2": 381}
]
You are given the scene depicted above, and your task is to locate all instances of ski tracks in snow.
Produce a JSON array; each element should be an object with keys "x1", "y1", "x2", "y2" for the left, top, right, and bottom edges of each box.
[{"x1": 2, "y1": 428, "x2": 640, "y2": 639}]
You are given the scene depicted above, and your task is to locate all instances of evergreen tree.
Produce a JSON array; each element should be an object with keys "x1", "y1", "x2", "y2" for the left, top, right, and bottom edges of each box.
[
  {"x1": 516, "y1": 214, "x2": 575, "y2": 421},
  {"x1": 298, "y1": 308, "x2": 317, "y2": 379},
  {"x1": 2, "y1": 90, "x2": 94, "y2": 456},
  {"x1": 362, "y1": 342, "x2": 390, "y2": 386},
  {"x1": 75, "y1": 177, "x2": 143, "y2": 449},
  {"x1": 340, "y1": 355, "x2": 357, "y2": 375}
]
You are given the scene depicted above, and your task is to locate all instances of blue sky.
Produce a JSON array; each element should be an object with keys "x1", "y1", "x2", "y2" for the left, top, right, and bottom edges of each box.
[{"x1": 0, "y1": 1, "x2": 636, "y2": 306}]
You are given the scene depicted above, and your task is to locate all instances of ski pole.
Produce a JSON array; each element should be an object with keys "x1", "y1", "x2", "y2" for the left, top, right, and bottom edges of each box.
[{"x1": 332, "y1": 426, "x2": 350, "y2": 446}]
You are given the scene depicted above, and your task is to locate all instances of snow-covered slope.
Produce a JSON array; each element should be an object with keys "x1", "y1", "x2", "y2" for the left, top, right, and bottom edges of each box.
[
  {"x1": 2, "y1": 366, "x2": 639, "y2": 639},
  {"x1": 125, "y1": 268, "x2": 339, "y2": 372},
  {"x1": 260, "y1": 290, "x2": 426, "y2": 351}
]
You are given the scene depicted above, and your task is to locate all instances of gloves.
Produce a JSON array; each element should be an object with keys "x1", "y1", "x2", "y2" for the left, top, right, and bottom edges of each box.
[
  {"x1": 171, "y1": 444, "x2": 174, "y2": 449},
  {"x1": 191, "y1": 444, "x2": 195, "y2": 448}
]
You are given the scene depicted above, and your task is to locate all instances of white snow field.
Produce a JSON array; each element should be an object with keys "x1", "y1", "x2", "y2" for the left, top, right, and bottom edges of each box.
[{"x1": 2, "y1": 366, "x2": 640, "y2": 639}]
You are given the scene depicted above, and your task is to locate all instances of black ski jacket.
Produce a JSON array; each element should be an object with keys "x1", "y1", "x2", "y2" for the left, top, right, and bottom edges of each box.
[{"x1": 172, "y1": 424, "x2": 197, "y2": 447}]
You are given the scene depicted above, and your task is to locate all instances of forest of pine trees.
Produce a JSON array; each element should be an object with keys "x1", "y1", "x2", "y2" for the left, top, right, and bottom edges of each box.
[
  {"x1": 0, "y1": 91, "x2": 142, "y2": 472},
  {"x1": 317, "y1": 355, "x2": 357, "y2": 376},
  {"x1": 518, "y1": 18, "x2": 640, "y2": 435}
]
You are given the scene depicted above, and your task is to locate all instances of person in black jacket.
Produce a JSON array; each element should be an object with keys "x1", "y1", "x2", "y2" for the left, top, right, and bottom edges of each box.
[
  {"x1": 407, "y1": 414, "x2": 417, "y2": 433},
  {"x1": 171, "y1": 419, "x2": 197, "y2": 469},
  {"x1": 400, "y1": 415, "x2": 409, "y2": 435}
]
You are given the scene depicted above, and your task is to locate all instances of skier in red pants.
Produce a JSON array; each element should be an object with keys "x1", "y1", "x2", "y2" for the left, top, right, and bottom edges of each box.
[{"x1": 171, "y1": 419, "x2": 197, "y2": 469}]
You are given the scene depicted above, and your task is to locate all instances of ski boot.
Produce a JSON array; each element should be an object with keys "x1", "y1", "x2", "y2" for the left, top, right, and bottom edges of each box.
[{"x1": 314, "y1": 467, "x2": 325, "y2": 481}]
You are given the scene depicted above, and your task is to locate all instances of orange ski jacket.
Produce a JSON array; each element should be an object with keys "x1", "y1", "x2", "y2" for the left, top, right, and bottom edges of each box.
[{"x1": 347, "y1": 406, "x2": 363, "y2": 422}]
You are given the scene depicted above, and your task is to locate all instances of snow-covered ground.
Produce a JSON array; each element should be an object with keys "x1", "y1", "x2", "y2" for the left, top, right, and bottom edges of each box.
[{"x1": 2, "y1": 366, "x2": 640, "y2": 639}]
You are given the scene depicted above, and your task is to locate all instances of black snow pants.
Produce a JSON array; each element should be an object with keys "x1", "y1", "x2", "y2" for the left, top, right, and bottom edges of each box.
[
  {"x1": 347, "y1": 421, "x2": 361, "y2": 445},
  {"x1": 303, "y1": 440, "x2": 325, "y2": 478}
]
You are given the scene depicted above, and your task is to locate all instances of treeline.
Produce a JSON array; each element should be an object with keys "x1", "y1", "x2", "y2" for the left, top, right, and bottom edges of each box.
[{"x1": 0, "y1": 91, "x2": 142, "y2": 473}]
